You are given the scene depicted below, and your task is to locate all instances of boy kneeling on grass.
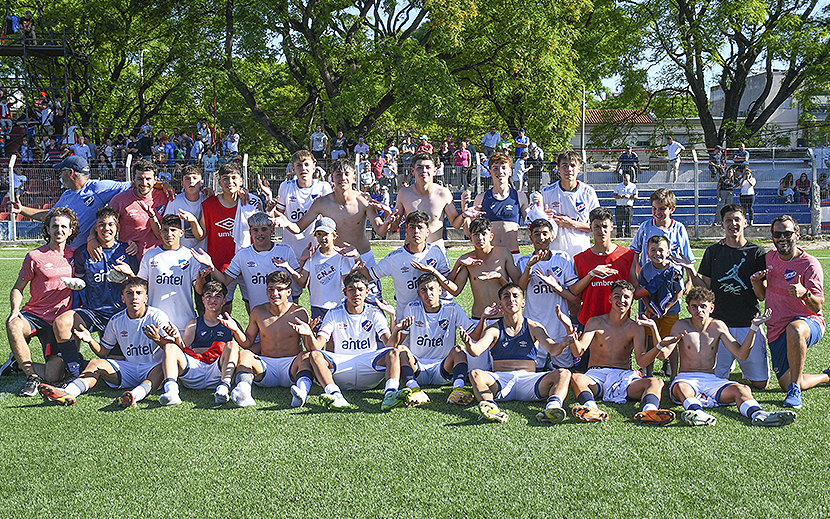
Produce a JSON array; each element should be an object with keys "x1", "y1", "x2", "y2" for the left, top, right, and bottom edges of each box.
[{"x1": 665, "y1": 286, "x2": 795, "y2": 427}]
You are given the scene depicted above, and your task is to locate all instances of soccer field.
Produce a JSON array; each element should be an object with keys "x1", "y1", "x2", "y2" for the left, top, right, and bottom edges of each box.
[{"x1": 1, "y1": 244, "x2": 829, "y2": 518}]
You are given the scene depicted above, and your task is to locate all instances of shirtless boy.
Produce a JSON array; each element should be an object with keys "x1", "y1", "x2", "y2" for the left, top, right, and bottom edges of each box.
[
  {"x1": 665, "y1": 287, "x2": 795, "y2": 427},
  {"x1": 563, "y1": 280, "x2": 681, "y2": 425},
  {"x1": 382, "y1": 152, "x2": 469, "y2": 247},
  {"x1": 463, "y1": 152, "x2": 529, "y2": 261}
]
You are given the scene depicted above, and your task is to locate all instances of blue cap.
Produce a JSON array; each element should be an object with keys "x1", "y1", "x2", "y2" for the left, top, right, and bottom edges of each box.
[{"x1": 53, "y1": 155, "x2": 90, "y2": 172}]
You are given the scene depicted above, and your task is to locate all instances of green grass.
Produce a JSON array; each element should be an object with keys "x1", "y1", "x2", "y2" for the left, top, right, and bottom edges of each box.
[{"x1": 1, "y1": 244, "x2": 830, "y2": 518}]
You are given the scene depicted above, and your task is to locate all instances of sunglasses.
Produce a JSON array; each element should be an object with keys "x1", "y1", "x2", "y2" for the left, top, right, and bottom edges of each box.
[{"x1": 772, "y1": 230, "x2": 795, "y2": 239}]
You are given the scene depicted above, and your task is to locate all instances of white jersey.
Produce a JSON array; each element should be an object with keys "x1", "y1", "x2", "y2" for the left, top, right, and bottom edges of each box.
[
  {"x1": 306, "y1": 250, "x2": 354, "y2": 309},
  {"x1": 516, "y1": 251, "x2": 578, "y2": 340},
  {"x1": 537, "y1": 181, "x2": 599, "y2": 258},
  {"x1": 400, "y1": 300, "x2": 475, "y2": 361},
  {"x1": 100, "y1": 306, "x2": 171, "y2": 365},
  {"x1": 276, "y1": 179, "x2": 332, "y2": 259},
  {"x1": 370, "y1": 243, "x2": 450, "y2": 316},
  {"x1": 224, "y1": 243, "x2": 301, "y2": 306},
  {"x1": 138, "y1": 246, "x2": 207, "y2": 332},
  {"x1": 318, "y1": 303, "x2": 391, "y2": 355},
  {"x1": 164, "y1": 192, "x2": 206, "y2": 250}
]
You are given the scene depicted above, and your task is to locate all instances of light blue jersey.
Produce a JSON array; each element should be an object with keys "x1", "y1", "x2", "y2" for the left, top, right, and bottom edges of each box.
[{"x1": 630, "y1": 218, "x2": 694, "y2": 268}]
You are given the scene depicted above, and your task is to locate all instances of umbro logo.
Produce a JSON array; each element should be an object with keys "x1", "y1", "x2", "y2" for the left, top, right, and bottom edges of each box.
[{"x1": 216, "y1": 218, "x2": 234, "y2": 231}]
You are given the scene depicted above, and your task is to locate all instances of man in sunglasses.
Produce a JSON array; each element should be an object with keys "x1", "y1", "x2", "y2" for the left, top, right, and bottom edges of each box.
[{"x1": 750, "y1": 215, "x2": 827, "y2": 409}]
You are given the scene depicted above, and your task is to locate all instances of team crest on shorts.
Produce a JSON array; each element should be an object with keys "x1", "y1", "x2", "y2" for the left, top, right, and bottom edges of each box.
[
  {"x1": 784, "y1": 269, "x2": 797, "y2": 281},
  {"x1": 361, "y1": 320, "x2": 373, "y2": 331}
]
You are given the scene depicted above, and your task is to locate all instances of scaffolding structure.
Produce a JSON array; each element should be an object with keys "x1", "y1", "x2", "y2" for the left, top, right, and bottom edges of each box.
[{"x1": 0, "y1": 2, "x2": 93, "y2": 148}]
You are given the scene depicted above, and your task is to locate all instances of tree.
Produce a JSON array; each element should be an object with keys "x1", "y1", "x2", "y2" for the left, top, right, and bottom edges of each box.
[{"x1": 632, "y1": 0, "x2": 830, "y2": 147}]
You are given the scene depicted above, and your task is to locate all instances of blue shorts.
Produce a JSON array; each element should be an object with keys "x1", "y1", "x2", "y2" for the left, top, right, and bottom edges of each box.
[
  {"x1": 20, "y1": 311, "x2": 56, "y2": 357},
  {"x1": 768, "y1": 317, "x2": 825, "y2": 380},
  {"x1": 73, "y1": 308, "x2": 116, "y2": 334}
]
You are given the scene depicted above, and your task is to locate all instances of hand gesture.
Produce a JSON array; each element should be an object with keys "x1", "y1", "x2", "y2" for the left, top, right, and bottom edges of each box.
[
  {"x1": 384, "y1": 208, "x2": 404, "y2": 232},
  {"x1": 375, "y1": 298, "x2": 395, "y2": 318},
  {"x1": 458, "y1": 255, "x2": 483, "y2": 267},
  {"x1": 530, "y1": 192, "x2": 542, "y2": 206},
  {"x1": 787, "y1": 275, "x2": 808, "y2": 299},
  {"x1": 461, "y1": 205, "x2": 483, "y2": 219},
  {"x1": 72, "y1": 323, "x2": 93, "y2": 343},
  {"x1": 635, "y1": 316, "x2": 656, "y2": 329},
  {"x1": 394, "y1": 316, "x2": 414, "y2": 333},
  {"x1": 257, "y1": 175, "x2": 273, "y2": 200},
  {"x1": 481, "y1": 301, "x2": 502, "y2": 320},
  {"x1": 88, "y1": 237, "x2": 104, "y2": 262},
  {"x1": 669, "y1": 254, "x2": 695, "y2": 271},
  {"x1": 161, "y1": 182, "x2": 175, "y2": 201},
  {"x1": 217, "y1": 312, "x2": 242, "y2": 334},
  {"x1": 476, "y1": 271, "x2": 502, "y2": 281},
  {"x1": 751, "y1": 308, "x2": 773, "y2": 326},
  {"x1": 272, "y1": 257, "x2": 290, "y2": 270},
  {"x1": 270, "y1": 212, "x2": 291, "y2": 228},
  {"x1": 590, "y1": 265, "x2": 618, "y2": 279},
  {"x1": 349, "y1": 260, "x2": 365, "y2": 274},
  {"x1": 142, "y1": 323, "x2": 164, "y2": 343},
  {"x1": 658, "y1": 331, "x2": 687, "y2": 349},
  {"x1": 534, "y1": 268, "x2": 562, "y2": 292},
  {"x1": 125, "y1": 240, "x2": 138, "y2": 256},
  {"x1": 300, "y1": 242, "x2": 316, "y2": 264},
  {"x1": 163, "y1": 322, "x2": 179, "y2": 339},
  {"x1": 112, "y1": 258, "x2": 136, "y2": 277},
  {"x1": 335, "y1": 242, "x2": 359, "y2": 258},
  {"x1": 527, "y1": 249, "x2": 551, "y2": 268},
  {"x1": 543, "y1": 205, "x2": 557, "y2": 219},
  {"x1": 289, "y1": 317, "x2": 313, "y2": 336},
  {"x1": 177, "y1": 209, "x2": 197, "y2": 223},
  {"x1": 461, "y1": 190, "x2": 472, "y2": 207},
  {"x1": 555, "y1": 304, "x2": 574, "y2": 335},
  {"x1": 139, "y1": 200, "x2": 156, "y2": 219},
  {"x1": 457, "y1": 326, "x2": 473, "y2": 350},
  {"x1": 552, "y1": 213, "x2": 577, "y2": 229},
  {"x1": 750, "y1": 268, "x2": 770, "y2": 284},
  {"x1": 8, "y1": 200, "x2": 21, "y2": 214},
  {"x1": 410, "y1": 261, "x2": 436, "y2": 274},
  {"x1": 191, "y1": 248, "x2": 215, "y2": 269},
  {"x1": 265, "y1": 197, "x2": 280, "y2": 214},
  {"x1": 196, "y1": 268, "x2": 212, "y2": 282}
]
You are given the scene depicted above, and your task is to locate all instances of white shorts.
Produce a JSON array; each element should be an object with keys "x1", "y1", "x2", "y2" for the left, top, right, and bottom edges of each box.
[
  {"x1": 670, "y1": 372, "x2": 736, "y2": 407},
  {"x1": 180, "y1": 355, "x2": 222, "y2": 389},
  {"x1": 415, "y1": 357, "x2": 451, "y2": 386},
  {"x1": 254, "y1": 355, "x2": 296, "y2": 388},
  {"x1": 584, "y1": 367, "x2": 641, "y2": 404},
  {"x1": 104, "y1": 359, "x2": 157, "y2": 389},
  {"x1": 484, "y1": 370, "x2": 548, "y2": 401},
  {"x1": 324, "y1": 348, "x2": 391, "y2": 390},
  {"x1": 715, "y1": 326, "x2": 770, "y2": 382}
]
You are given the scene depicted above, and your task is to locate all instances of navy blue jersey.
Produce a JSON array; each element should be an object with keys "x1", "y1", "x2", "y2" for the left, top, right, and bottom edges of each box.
[
  {"x1": 191, "y1": 316, "x2": 235, "y2": 350},
  {"x1": 492, "y1": 318, "x2": 536, "y2": 362},
  {"x1": 481, "y1": 187, "x2": 521, "y2": 224},
  {"x1": 73, "y1": 242, "x2": 139, "y2": 317}
]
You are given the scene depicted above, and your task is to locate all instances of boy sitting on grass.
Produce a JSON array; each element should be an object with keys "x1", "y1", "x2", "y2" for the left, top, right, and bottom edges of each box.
[{"x1": 665, "y1": 287, "x2": 795, "y2": 427}]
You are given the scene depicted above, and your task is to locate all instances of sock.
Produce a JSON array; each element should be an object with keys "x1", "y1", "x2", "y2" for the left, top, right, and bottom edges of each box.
[
  {"x1": 162, "y1": 377, "x2": 179, "y2": 395},
  {"x1": 577, "y1": 390, "x2": 597, "y2": 408},
  {"x1": 324, "y1": 383, "x2": 341, "y2": 395},
  {"x1": 641, "y1": 393, "x2": 660, "y2": 412},
  {"x1": 55, "y1": 340, "x2": 81, "y2": 376},
  {"x1": 296, "y1": 369, "x2": 313, "y2": 394},
  {"x1": 64, "y1": 377, "x2": 89, "y2": 398},
  {"x1": 406, "y1": 379, "x2": 420, "y2": 390},
  {"x1": 401, "y1": 365, "x2": 416, "y2": 384},
  {"x1": 384, "y1": 378, "x2": 400, "y2": 394},
  {"x1": 739, "y1": 399, "x2": 762, "y2": 418},
  {"x1": 682, "y1": 397, "x2": 703, "y2": 411},
  {"x1": 131, "y1": 381, "x2": 152, "y2": 402},
  {"x1": 452, "y1": 362, "x2": 467, "y2": 388},
  {"x1": 215, "y1": 381, "x2": 230, "y2": 394},
  {"x1": 545, "y1": 395, "x2": 562, "y2": 410},
  {"x1": 235, "y1": 372, "x2": 254, "y2": 389}
]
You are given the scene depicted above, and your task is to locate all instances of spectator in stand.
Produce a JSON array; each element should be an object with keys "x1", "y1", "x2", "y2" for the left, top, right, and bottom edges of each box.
[
  {"x1": 438, "y1": 140, "x2": 452, "y2": 168},
  {"x1": 136, "y1": 130, "x2": 153, "y2": 160},
  {"x1": 416, "y1": 135, "x2": 433, "y2": 154},
  {"x1": 164, "y1": 137, "x2": 179, "y2": 165},
  {"x1": 52, "y1": 108, "x2": 65, "y2": 143},
  {"x1": 224, "y1": 126, "x2": 240, "y2": 157},
  {"x1": 453, "y1": 140, "x2": 471, "y2": 182},
  {"x1": 370, "y1": 151, "x2": 385, "y2": 183},
  {"x1": 140, "y1": 118, "x2": 153, "y2": 137},
  {"x1": 12, "y1": 170, "x2": 26, "y2": 197},
  {"x1": 616, "y1": 146, "x2": 640, "y2": 182},
  {"x1": 68, "y1": 135, "x2": 92, "y2": 161},
  {"x1": 43, "y1": 136, "x2": 62, "y2": 165},
  {"x1": 189, "y1": 133, "x2": 203, "y2": 164},
  {"x1": 40, "y1": 104, "x2": 53, "y2": 136},
  {"x1": 400, "y1": 135, "x2": 416, "y2": 175},
  {"x1": 203, "y1": 147, "x2": 218, "y2": 185},
  {"x1": 64, "y1": 120, "x2": 78, "y2": 146},
  {"x1": 497, "y1": 129, "x2": 512, "y2": 154},
  {"x1": 663, "y1": 136, "x2": 684, "y2": 183},
  {"x1": 514, "y1": 128, "x2": 529, "y2": 159},
  {"x1": 613, "y1": 172, "x2": 637, "y2": 238},
  {"x1": 526, "y1": 146, "x2": 544, "y2": 194},
  {"x1": 331, "y1": 130, "x2": 348, "y2": 160},
  {"x1": 101, "y1": 138, "x2": 114, "y2": 164},
  {"x1": 354, "y1": 136, "x2": 370, "y2": 157},
  {"x1": 382, "y1": 153, "x2": 397, "y2": 191},
  {"x1": 481, "y1": 126, "x2": 500, "y2": 158},
  {"x1": 197, "y1": 119, "x2": 211, "y2": 147},
  {"x1": 732, "y1": 142, "x2": 749, "y2": 173},
  {"x1": 384, "y1": 138, "x2": 399, "y2": 163},
  {"x1": 441, "y1": 133, "x2": 455, "y2": 154},
  {"x1": 714, "y1": 166, "x2": 739, "y2": 225},
  {"x1": 819, "y1": 172, "x2": 829, "y2": 199},
  {"x1": 0, "y1": 96, "x2": 12, "y2": 137},
  {"x1": 739, "y1": 168, "x2": 757, "y2": 225},
  {"x1": 464, "y1": 137, "x2": 477, "y2": 163},
  {"x1": 795, "y1": 172, "x2": 811, "y2": 204},
  {"x1": 309, "y1": 124, "x2": 328, "y2": 163},
  {"x1": 708, "y1": 145, "x2": 725, "y2": 181},
  {"x1": 513, "y1": 151, "x2": 530, "y2": 193}
]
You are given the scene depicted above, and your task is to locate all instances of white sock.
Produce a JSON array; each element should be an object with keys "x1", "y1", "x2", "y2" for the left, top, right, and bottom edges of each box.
[
  {"x1": 163, "y1": 378, "x2": 179, "y2": 395},
  {"x1": 297, "y1": 376, "x2": 311, "y2": 395},
  {"x1": 384, "y1": 378, "x2": 399, "y2": 393},
  {"x1": 452, "y1": 379, "x2": 465, "y2": 389},
  {"x1": 584, "y1": 400, "x2": 598, "y2": 408},
  {"x1": 131, "y1": 381, "x2": 152, "y2": 402},
  {"x1": 65, "y1": 378, "x2": 88, "y2": 397},
  {"x1": 324, "y1": 383, "x2": 341, "y2": 395},
  {"x1": 642, "y1": 403, "x2": 658, "y2": 412},
  {"x1": 545, "y1": 396, "x2": 563, "y2": 410},
  {"x1": 406, "y1": 380, "x2": 420, "y2": 390}
]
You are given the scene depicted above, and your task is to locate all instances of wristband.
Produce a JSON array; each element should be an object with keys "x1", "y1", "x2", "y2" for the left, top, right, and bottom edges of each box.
[{"x1": 749, "y1": 324, "x2": 759, "y2": 333}]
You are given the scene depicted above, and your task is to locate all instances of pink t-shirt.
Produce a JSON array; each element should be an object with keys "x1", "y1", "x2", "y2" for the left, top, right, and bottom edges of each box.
[
  {"x1": 20, "y1": 244, "x2": 75, "y2": 322},
  {"x1": 108, "y1": 188, "x2": 168, "y2": 261},
  {"x1": 453, "y1": 149, "x2": 471, "y2": 167},
  {"x1": 764, "y1": 248, "x2": 825, "y2": 341}
]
